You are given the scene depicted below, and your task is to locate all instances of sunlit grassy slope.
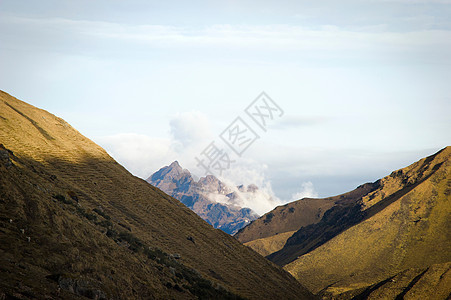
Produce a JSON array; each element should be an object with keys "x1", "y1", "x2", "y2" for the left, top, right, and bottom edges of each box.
[
  {"x1": 284, "y1": 147, "x2": 450, "y2": 298},
  {"x1": 244, "y1": 231, "x2": 297, "y2": 257},
  {"x1": 0, "y1": 90, "x2": 313, "y2": 299},
  {"x1": 235, "y1": 184, "x2": 378, "y2": 257},
  {"x1": 235, "y1": 198, "x2": 336, "y2": 257}
]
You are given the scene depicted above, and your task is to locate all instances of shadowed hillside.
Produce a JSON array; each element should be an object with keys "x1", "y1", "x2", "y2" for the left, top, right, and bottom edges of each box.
[
  {"x1": 267, "y1": 182, "x2": 381, "y2": 265},
  {"x1": 0, "y1": 90, "x2": 313, "y2": 299},
  {"x1": 236, "y1": 147, "x2": 450, "y2": 299},
  {"x1": 235, "y1": 183, "x2": 379, "y2": 257},
  {"x1": 283, "y1": 147, "x2": 450, "y2": 298}
]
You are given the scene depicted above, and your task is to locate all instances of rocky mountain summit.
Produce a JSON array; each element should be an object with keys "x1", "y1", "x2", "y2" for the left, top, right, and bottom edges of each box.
[{"x1": 147, "y1": 161, "x2": 259, "y2": 235}]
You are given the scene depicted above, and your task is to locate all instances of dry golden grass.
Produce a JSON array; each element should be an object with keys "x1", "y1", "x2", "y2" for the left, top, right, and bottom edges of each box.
[
  {"x1": 0, "y1": 90, "x2": 314, "y2": 299},
  {"x1": 244, "y1": 231, "x2": 297, "y2": 256},
  {"x1": 235, "y1": 198, "x2": 335, "y2": 244},
  {"x1": 363, "y1": 262, "x2": 451, "y2": 300},
  {"x1": 284, "y1": 147, "x2": 451, "y2": 298}
]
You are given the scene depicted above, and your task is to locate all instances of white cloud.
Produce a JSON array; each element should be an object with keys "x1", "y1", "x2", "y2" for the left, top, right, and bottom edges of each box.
[
  {"x1": 169, "y1": 111, "x2": 213, "y2": 148},
  {"x1": 237, "y1": 186, "x2": 281, "y2": 216},
  {"x1": 2, "y1": 15, "x2": 451, "y2": 64},
  {"x1": 96, "y1": 125, "x2": 286, "y2": 215},
  {"x1": 207, "y1": 180, "x2": 281, "y2": 216},
  {"x1": 291, "y1": 181, "x2": 319, "y2": 201},
  {"x1": 270, "y1": 115, "x2": 330, "y2": 130},
  {"x1": 1, "y1": 1, "x2": 449, "y2": 217},
  {"x1": 214, "y1": 161, "x2": 285, "y2": 215},
  {"x1": 206, "y1": 193, "x2": 231, "y2": 205},
  {"x1": 96, "y1": 133, "x2": 176, "y2": 178},
  {"x1": 95, "y1": 111, "x2": 213, "y2": 178}
]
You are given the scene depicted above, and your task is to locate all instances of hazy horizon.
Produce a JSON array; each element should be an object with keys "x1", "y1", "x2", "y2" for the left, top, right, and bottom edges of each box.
[{"x1": 1, "y1": 0, "x2": 450, "y2": 214}]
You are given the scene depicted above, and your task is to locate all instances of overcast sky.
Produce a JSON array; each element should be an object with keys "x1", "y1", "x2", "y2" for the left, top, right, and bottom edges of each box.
[{"x1": 1, "y1": 0, "x2": 450, "y2": 214}]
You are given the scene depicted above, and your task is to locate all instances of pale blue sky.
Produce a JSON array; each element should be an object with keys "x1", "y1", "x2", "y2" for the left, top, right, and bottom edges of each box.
[{"x1": 1, "y1": 0, "x2": 450, "y2": 213}]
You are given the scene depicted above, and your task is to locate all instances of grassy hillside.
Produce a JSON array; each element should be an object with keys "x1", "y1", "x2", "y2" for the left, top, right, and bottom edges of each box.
[
  {"x1": 348, "y1": 262, "x2": 451, "y2": 300},
  {"x1": 284, "y1": 147, "x2": 450, "y2": 298},
  {"x1": 235, "y1": 198, "x2": 335, "y2": 244},
  {"x1": 236, "y1": 183, "x2": 378, "y2": 257},
  {"x1": 0, "y1": 90, "x2": 313, "y2": 299},
  {"x1": 243, "y1": 231, "x2": 297, "y2": 257}
]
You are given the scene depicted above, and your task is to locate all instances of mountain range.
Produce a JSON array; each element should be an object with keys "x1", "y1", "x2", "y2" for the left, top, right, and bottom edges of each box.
[
  {"x1": 0, "y1": 90, "x2": 313, "y2": 299},
  {"x1": 147, "y1": 161, "x2": 259, "y2": 235},
  {"x1": 1, "y1": 89, "x2": 449, "y2": 300},
  {"x1": 235, "y1": 146, "x2": 451, "y2": 299}
]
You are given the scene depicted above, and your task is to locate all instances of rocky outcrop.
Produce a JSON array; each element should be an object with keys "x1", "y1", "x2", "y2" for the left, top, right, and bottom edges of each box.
[
  {"x1": 0, "y1": 144, "x2": 14, "y2": 168},
  {"x1": 46, "y1": 274, "x2": 107, "y2": 300}
]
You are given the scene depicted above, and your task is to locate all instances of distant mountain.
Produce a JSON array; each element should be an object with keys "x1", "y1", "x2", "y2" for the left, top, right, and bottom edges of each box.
[
  {"x1": 0, "y1": 90, "x2": 314, "y2": 299},
  {"x1": 236, "y1": 147, "x2": 451, "y2": 299},
  {"x1": 147, "y1": 161, "x2": 259, "y2": 235}
]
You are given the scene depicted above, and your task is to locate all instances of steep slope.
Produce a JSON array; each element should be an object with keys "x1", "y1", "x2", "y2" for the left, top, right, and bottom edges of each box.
[
  {"x1": 242, "y1": 231, "x2": 297, "y2": 257},
  {"x1": 267, "y1": 182, "x2": 381, "y2": 265},
  {"x1": 235, "y1": 198, "x2": 335, "y2": 244},
  {"x1": 235, "y1": 183, "x2": 378, "y2": 256},
  {"x1": 148, "y1": 162, "x2": 259, "y2": 235},
  {"x1": 348, "y1": 262, "x2": 451, "y2": 300},
  {"x1": 0, "y1": 90, "x2": 313, "y2": 299},
  {"x1": 283, "y1": 147, "x2": 451, "y2": 298}
]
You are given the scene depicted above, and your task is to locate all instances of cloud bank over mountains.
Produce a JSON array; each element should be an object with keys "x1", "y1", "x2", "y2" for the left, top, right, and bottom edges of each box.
[
  {"x1": 2, "y1": 0, "x2": 448, "y2": 214},
  {"x1": 98, "y1": 110, "x2": 321, "y2": 214}
]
